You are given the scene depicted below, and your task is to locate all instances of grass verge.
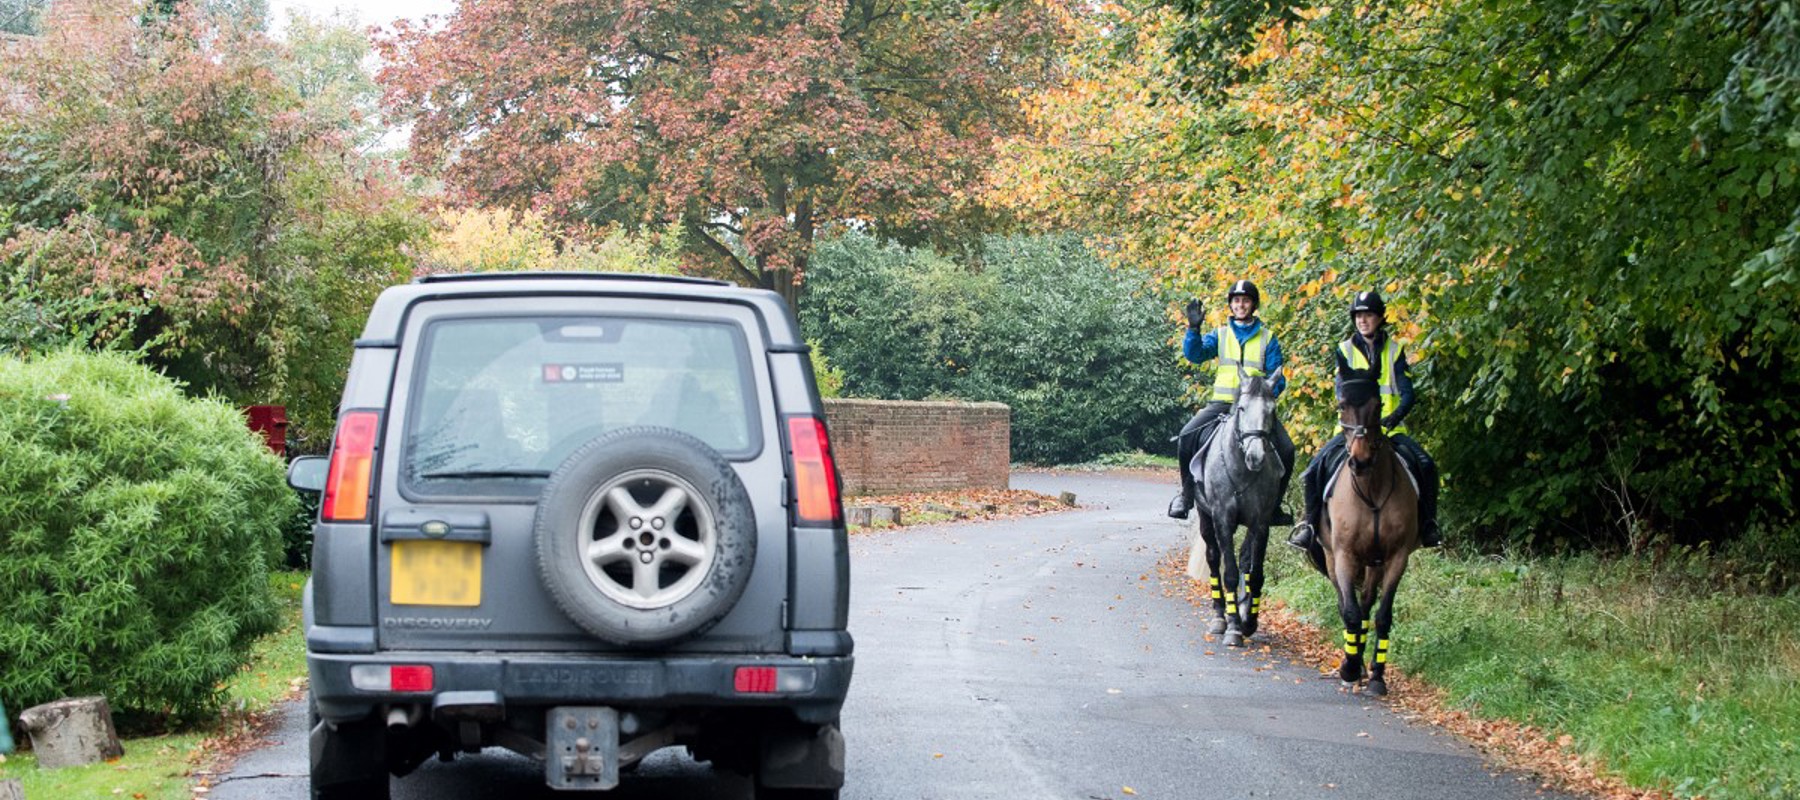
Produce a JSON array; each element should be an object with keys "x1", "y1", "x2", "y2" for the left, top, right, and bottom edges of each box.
[
  {"x1": 1256, "y1": 546, "x2": 1800, "y2": 800},
  {"x1": 1025, "y1": 450, "x2": 1178, "y2": 471},
  {"x1": 0, "y1": 570, "x2": 310, "y2": 799}
]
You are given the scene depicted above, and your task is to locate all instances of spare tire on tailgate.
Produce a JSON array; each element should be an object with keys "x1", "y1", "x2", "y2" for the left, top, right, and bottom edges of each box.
[{"x1": 534, "y1": 426, "x2": 756, "y2": 646}]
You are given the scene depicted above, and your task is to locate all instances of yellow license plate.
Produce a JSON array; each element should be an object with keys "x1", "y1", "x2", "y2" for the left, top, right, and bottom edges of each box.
[{"x1": 391, "y1": 539, "x2": 483, "y2": 607}]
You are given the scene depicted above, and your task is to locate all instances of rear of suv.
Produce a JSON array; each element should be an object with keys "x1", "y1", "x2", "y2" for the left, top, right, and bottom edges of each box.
[{"x1": 287, "y1": 273, "x2": 853, "y2": 799}]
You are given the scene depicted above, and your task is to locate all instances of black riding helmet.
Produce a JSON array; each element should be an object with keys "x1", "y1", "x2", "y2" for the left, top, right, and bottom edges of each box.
[
  {"x1": 1350, "y1": 289, "x2": 1386, "y2": 321},
  {"x1": 1227, "y1": 279, "x2": 1261, "y2": 311}
]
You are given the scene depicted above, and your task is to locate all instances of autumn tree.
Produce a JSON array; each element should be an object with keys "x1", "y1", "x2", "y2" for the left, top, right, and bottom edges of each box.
[
  {"x1": 0, "y1": 0, "x2": 427, "y2": 441},
  {"x1": 997, "y1": 0, "x2": 1800, "y2": 550},
  {"x1": 415, "y1": 206, "x2": 685, "y2": 277},
  {"x1": 377, "y1": 0, "x2": 1056, "y2": 307}
]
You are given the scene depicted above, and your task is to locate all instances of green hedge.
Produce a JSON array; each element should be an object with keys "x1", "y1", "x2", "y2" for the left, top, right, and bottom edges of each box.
[
  {"x1": 0, "y1": 350, "x2": 292, "y2": 724},
  {"x1": 800, "y1": 232, "x2": 1188, "y2": 464}
]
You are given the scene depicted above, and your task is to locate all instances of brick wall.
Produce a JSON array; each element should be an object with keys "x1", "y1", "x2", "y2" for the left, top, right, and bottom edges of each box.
[{"x1": 822, "y1": 399, "x2": 1010, "y2": 495}]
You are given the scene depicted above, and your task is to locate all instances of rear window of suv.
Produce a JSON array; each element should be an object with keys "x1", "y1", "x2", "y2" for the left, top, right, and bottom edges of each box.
[{"x1": 402, "y1": 315, "x2": 759, "y2": 497}]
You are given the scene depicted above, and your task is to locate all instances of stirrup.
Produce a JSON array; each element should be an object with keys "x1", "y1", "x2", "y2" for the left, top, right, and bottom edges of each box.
[
  {"x1": 1286, "y1": 521, "x2": 1315, "y2": 551},
  {"x1": 1167, "y1": 492, "x2": 1193, "y2": 520},
  {"x1": 1420, "y1": 520, "x2": 1442, "y2": 548}
]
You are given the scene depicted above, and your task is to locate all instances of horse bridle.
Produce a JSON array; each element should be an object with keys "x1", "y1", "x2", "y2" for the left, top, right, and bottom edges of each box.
[
  {"x1": 1341, "y1": 419, "x2": 1379, "y2": 471},
  {"x1": 1232, "y1": 362, "x2": 1273, "y2": 447},
  {"x1": 1339, "y1": 385, "x2": 1399, "y2": 560},
  {"x1": 1234, "y1": 404, "x2": 1271, "y2": 445}
]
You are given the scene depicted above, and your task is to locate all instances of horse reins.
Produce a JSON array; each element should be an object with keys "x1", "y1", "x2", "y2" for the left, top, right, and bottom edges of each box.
[
  {"x1": 1224, "y1": 363, "x2": 1275, "y2": 500},
  {"x1": 1342, "y1": 418, "x2": 1398, "y2": 565}
]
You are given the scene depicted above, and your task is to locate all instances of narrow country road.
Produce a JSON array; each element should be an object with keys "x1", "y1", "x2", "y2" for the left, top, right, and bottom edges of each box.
[{"x1": 209, "y1": 471, "x2": 1581, "y2": 800}]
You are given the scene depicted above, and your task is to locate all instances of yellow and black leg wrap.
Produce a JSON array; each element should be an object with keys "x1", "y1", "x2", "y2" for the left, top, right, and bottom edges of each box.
[
  {"x1": 1208, "y1": 577, "x2": 1222, "y2": 603},
  {"x1": 1374, "y1": 638, "x2": 1391, "y2": 665},
  {"x1": 1343, "y1": 629, "x2": 1362, "y2": 656}
]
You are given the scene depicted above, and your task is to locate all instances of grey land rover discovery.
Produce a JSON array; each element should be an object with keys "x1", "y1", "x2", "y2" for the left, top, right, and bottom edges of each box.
[{"x1": 287, "y1": 272, "x2": 853, "y2": 799}]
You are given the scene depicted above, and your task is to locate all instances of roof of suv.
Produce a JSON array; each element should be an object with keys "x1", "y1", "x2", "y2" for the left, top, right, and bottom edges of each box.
[{"x1": 357, "y1": 271, "x2": 803, "y2": 349}]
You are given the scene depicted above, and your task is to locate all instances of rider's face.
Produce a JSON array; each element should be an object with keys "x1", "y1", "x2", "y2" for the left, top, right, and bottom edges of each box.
[
  {"x1": 1230, "y1": 296, "x2": 1255, "y2": 320},
  {"x1": 1354, "y1": 311, "x2": 1382, "y2": 337}
]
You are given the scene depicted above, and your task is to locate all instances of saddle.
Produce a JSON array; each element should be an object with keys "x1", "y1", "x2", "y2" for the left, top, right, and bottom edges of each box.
[{"x1": 1185, "y1": 416, "x2": 1228, "y2": 486}]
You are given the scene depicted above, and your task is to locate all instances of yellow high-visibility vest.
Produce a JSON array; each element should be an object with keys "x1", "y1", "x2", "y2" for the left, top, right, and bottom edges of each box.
[
  {"x1": 1339, "y1": 336, "x2": 1408, "y2": 435},
  {"x1": 1211, "y1": 324, "x2": 1269, "y2": 404}
]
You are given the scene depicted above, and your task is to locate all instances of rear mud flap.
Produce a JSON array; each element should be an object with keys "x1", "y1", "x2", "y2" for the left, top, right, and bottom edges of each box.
[{"x1": 760, "y1": 723, "x2": 846, "y2": 790}]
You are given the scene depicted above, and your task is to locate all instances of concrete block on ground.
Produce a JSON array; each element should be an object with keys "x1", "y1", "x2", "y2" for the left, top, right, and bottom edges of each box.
[
  {"x1": 1059, "y1": 491, "x2": 1077, "y2": 506},
  {"x1": 846, "y1": 505, "x2": 873, "y2": 526},
  {"x1": 869, "y1": 505, "x2": 901, "y2": 526}
]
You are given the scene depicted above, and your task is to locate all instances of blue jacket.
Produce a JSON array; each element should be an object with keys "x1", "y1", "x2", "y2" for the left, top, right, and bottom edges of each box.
[{"x1": 1183, "y1": 317, "x2": 1287, "y2": 398}]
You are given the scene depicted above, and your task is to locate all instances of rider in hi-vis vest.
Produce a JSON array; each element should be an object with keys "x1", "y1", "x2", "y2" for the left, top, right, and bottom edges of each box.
[
  {"x1": 1287, "y1": 289, "x2": 1442, "y2": 550},
  {"x1": 1168, "y1": 280, "x2": 1298, "y2": 523}
]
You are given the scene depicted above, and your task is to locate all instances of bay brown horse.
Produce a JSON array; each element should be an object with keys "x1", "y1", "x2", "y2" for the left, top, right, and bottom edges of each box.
[{"x1": 1321, "y1": 378, "x2": 1420, "y2": 696}]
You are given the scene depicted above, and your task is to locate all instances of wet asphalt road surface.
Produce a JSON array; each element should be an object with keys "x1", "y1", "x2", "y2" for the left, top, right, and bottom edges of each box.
[{"x1": 208, "y1": 471, "x2": 1582, "y2": 800}]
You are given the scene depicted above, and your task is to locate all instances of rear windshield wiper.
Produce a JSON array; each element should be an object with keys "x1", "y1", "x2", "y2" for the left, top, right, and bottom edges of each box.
[{"x1": 418, "y1": 469, "x2": 552, "y2": 480}]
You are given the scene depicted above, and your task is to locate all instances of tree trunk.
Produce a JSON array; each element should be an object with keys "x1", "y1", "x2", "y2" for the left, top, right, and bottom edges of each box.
[
  {"x1": 774, "y1": 266, "x2": 799, "y2": 311},
  {"x1": 18, "y1": 696, "x2": 125, "y2": 768}
]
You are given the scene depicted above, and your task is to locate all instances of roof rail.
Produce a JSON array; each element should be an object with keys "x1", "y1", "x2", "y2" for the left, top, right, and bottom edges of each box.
[{"x1": 414, "y1": 271, "x2": 733, "y2": 288}]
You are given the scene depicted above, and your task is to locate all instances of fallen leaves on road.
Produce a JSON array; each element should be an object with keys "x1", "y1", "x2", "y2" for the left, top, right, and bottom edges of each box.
[
  {"x1": 1154, "y1": 548, "x2": 1677, "y2": 800},
  {"x1": 845, "y1": 489, "x2": 1072, "y2": 533}
]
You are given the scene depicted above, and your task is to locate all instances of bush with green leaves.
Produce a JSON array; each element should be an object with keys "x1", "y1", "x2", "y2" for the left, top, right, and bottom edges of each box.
[
  {"x1": 801, "y1": 232, "x2": 1188, "y2": 464},
  {"x1": 0, "y1": 350, "x2": 293, "y2": 724}
]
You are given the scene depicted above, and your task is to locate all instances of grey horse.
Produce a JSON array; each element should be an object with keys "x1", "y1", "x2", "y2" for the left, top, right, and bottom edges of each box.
[{"x1": 1184, "y1": 375, "x2": 1285, "y2": 647}]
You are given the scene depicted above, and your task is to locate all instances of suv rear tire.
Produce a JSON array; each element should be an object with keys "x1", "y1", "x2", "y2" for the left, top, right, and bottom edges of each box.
[
  {"x1": 308, "y1": 699, "x2": 390, "y2": 800},
  {"x1": 535, "y1": 426, "x2": 757, "y2": 646}
]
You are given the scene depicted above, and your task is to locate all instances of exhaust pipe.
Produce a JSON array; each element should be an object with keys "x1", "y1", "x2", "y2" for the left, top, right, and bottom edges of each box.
[{"x1": 387, "y1": 705, "x2": 421, "y2": 733}]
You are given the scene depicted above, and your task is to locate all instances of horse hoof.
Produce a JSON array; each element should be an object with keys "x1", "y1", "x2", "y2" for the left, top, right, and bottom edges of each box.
[
  {"x1": 1239, "y1": 617, "x2": 1258, "y2": 638},
  {"x1": 1338, "y1": 662, "x2": 1364, "y2": 683},
  {"x1": 1368, "y1": 678, "x2": 1389, "y2": 697},
  {"x1": 1206, "y1": 617, "x2": 1228, "y2": 635},
  {"x1": 1224, "y1": 631, "x2": 1246, "y2": 648}
]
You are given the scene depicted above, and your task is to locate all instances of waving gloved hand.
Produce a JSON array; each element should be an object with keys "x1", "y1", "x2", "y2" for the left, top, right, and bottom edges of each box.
[{"x1": 1184, "y1": 299, "x2": 1204, "y2": 330}]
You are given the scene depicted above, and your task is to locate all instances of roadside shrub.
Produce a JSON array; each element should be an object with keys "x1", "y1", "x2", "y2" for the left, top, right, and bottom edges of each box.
[{"x1": 0, "y1": 350, "x2": 292, "y2": 724}]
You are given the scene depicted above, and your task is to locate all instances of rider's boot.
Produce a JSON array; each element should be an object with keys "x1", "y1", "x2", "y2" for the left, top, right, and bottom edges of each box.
[
  {"x1": 1286, "y1": 510, "x2": 1319, "y2": 551},
  {"x1": 1168, "y1": 457, "x2": 1196, "y2": 520},
  {"x1": 1167, "y1": 491, "x2": 1193, "y2": 520},
  {"x1": 1286, "y1": 464, "x2": 1321, "y2": 550},
  {"x1": 1420, "y1": 518, "x2": 1442, "y2": 548},
  {"x1": 1417, "y1": 453, "x2": 1442, "y2": 547},
  {"x1": 1168, "y1": 423, "x2": 1201, "y2": 520},
  {"x1": 1270, "y1": 464, "x2": 1297, "y2": 526}
]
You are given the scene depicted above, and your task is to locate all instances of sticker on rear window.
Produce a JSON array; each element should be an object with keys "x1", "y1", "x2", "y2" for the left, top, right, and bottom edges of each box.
[{"x1": 542, "y1": 363, "x2": 625, "y2": 383}]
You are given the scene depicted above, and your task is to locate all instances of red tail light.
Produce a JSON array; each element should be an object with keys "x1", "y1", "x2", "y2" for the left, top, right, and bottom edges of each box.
[
  {"x1": 389, "y1": 665, "x2": 434, "y2": 692},
  {"x1": 322, "y1": 411, "x2": 379, "y2": 522},
  {"x1": 787, "y1": 416, "x2": 842, "y2": 526},
  {"x1": 734, "y1": 667, "x2": 776, "y2": 694}
]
